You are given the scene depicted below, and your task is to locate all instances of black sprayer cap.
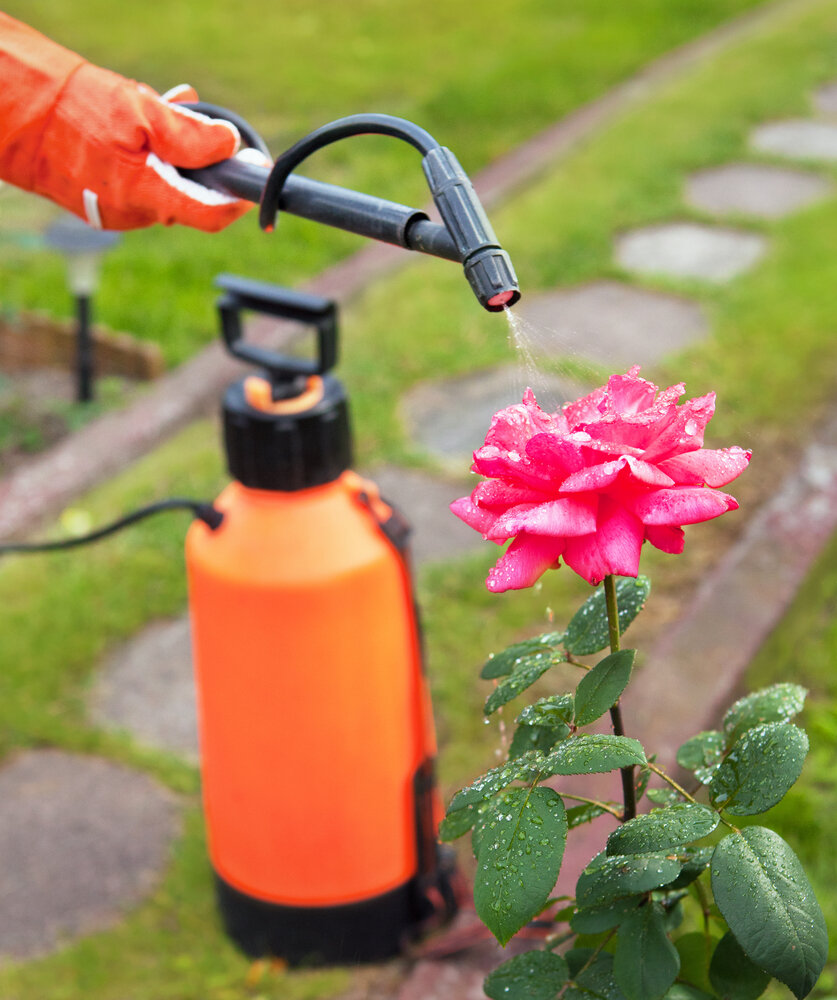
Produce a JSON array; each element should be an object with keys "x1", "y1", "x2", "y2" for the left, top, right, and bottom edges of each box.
[
  {"x1": 223, "y1": 374, "x2": 352, "y2": 491},
  {"x1": 215, "y1": 275, "x2": 352, "y2": 491}
]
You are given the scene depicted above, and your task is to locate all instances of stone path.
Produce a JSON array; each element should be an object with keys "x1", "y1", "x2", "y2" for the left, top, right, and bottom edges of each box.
[
  {"x1": 0, "y1": 750, "x2": 178, "y2": 959},
  {"x1": 3, "y1": 10, "x2": 837, "y2": 995}
]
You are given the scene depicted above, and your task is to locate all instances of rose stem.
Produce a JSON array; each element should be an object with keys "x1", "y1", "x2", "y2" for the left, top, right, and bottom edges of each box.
[{"x1": 604, "y1": 574, "x2": 637, "y2": 822}]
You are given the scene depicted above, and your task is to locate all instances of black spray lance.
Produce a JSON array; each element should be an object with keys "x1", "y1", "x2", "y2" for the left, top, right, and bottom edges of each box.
[{"x1": 182, "y1": 109, "x2": 521, "y2": 312}]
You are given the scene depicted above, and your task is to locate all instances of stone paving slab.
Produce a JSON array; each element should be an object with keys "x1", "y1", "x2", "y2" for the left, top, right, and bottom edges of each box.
[
  {"x1": 615, "y1": 222, "x2": 767, "y2": 283},
  {"x1": 402, "y1": 366, "x2": 587, "y2": 466},
  {"x1": 0, "y1": 749, "x2": 179, "y2": 958},
  {"x1": 685, "y1": 162, "x2": 832, "y2": 218},
  {"x1": 513, "y1": 281, "x2": 707, "y2": 368},
  {"x1": 90, "y1": 618, "x2": 198, "y2": 760},
  {"x1": 751, "y1": 119, "x2": 837, "y2": 160}
]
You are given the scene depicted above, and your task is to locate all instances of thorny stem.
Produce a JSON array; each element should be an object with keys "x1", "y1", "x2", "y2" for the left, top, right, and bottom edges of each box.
[{"x1": 604, "y1": 575, "x2": 637, "y2": 822}]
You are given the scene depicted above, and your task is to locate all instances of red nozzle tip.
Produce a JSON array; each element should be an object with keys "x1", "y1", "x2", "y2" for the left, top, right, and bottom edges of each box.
[{"x1": 488, "y1": 290, "x2": 516, "y2": 308}]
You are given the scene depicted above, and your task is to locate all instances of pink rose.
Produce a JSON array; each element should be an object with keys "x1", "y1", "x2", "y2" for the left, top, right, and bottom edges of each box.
[{"x1": 451, "y1": 367, "x2": 750, "y2": 592}]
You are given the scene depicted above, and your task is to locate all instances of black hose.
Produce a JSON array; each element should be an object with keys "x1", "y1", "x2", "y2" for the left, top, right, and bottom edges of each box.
[
  {"x1": 259, "y1": 113, "x2": 441, "y2": 232},
  {"x1": 0, "y1": 499, "x2": 223, "y2": 556}
]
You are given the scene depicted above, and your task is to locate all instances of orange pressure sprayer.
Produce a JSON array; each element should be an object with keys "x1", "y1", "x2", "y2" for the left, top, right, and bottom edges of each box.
[{"x1": 185, "y1": 275, "x2": 454, "y2": 963}]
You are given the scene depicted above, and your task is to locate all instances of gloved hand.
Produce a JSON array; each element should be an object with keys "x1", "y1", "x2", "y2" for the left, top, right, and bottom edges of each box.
[{"x1": 0, "y1": 14, "x2": 259, "y2": 231}]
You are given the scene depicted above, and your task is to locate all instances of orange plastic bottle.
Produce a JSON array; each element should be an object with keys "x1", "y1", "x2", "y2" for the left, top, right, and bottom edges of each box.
[{"x1": 185, "y1": 276, "x2": 453, "y2": 963}]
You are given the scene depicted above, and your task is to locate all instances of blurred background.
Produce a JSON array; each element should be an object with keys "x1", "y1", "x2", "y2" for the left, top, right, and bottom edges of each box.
[{"x1": 1, "y1": 1, "x2": 837, "y2": 997}]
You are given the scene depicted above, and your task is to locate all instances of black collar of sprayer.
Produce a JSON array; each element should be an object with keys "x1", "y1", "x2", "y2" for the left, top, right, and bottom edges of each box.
[{"x1": 216, "y1": 274, "x2": 352, "y2": 491}]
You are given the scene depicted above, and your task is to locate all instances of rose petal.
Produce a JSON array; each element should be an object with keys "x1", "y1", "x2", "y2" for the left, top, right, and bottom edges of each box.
[
  {"x1": 486, "y1": 534, "x2": 566, "y2": 593},
  {"x1": 657, "y1": 446, "x2": 751, "y2": 487},
  {"x1": 560, "y1": 458, "x2": 625, "y2": 493},
  {"x1": 472, "y1": 446, "x2": 553, "y2": 490},
  {"x1": 487, "y1": 496, "x2": 598, "y2": 539},
  {"x1": 562, "y1": 500, "x2": 644, "y2": 585},
  {"x1": 641, "y1": 393, "x2": 716, "y2": 463},
  {"x1": 645, "y1": 524, "x2": 685, "y2": 554},
  {"x1": 604, "y1": 371, "x2": 658, "y2": 415},
  {"x1": 630, "y1": 487, "x2": 739, "y2": 526},
  {"x1": 471, "y1": 480, "x2": 552, "y2": 511},
  {"x1": 525, "y1": 433, "x2": 584, "y2": 480},
  {"x1": 563, "y1": 386, "x2": 607, "y2": 428},
  {"x1": 623, "y1": 456, "x2": 676, "y2": 488},
  {"x1": 450, "y1": 495, "x2": 500, "y2": 536}
]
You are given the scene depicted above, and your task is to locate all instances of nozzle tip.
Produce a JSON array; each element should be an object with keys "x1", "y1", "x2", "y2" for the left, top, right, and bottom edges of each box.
[{"x1": 487, "y1": 290, "x2": 516, "y2": 309}]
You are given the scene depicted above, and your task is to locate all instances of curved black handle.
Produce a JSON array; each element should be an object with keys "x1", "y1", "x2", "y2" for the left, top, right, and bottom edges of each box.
[{"x1": 215, "y1": 273, "x2": 337, "y2": 382}]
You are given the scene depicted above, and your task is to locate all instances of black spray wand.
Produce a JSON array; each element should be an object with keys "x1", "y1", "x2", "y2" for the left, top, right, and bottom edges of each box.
[{"x1": 182, "y1": 110, "x2": 520, "y2": 313}]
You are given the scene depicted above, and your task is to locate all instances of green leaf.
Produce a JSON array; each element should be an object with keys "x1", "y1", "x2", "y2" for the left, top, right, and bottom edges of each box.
[
  {"x1": 571, "y1": 897, "x2": 640, "y2": 934},
  {"x1": 577, "y1": 852, "x2": 682, "y2": 908},
  {"x1": 668, "y1": 846, "x2": 714, "y2": 889},
  {"x1": 484, "y1": 950, "x2": 570, "y2": 1000},
  {"x1": 438, "y1": 803, "x2": 479, "y2": 841},
  {"x1": 646, "y1": 788, "x2": 683, "y2": 807},
  {"x1": 606, "y1": 804, "x2": 719, "y2": 856},
  {"x1": 474, "y1": 787, "x2": 568, "y2": 945},
  {"x1": 709, "y1": 930, "x2": 771, "y2": 1000},
  {"x1": 518, "y1": 693, "x2": 575, "y2": 728},
  {"x1": 710, "y1": 827, "x2": 827, "y2": 998},
  {"x1": 448, "y1": 750, "x2": 545, "y2": 812},
  {"x1": 574, "y1": 649, "x2": 636, "y2": 726},
  {"x1": 723, "y1": 683, "x2": 807, "y2": 743},
  {"x1": 567, "y1": 801, "x2": 613, "y2": 829},
  {"x1": 542, "y1": 734, "x2": 646, "y2": 776},
  {"x1": 676, "y1": 731, "x2": 726, "y2": 784},
  {"x1": 485, "y1": 650, "x2": 567, "y2": 715},
  {"x1": 481, "y1": 631, "x2": 565, "y2": 679},
  {"x1": 564, "y1": 576, "x2": 651, "y2": 655},
  {"x1": 709, "y1": 723, "x2": 808, "y2": 815},
  {"x1": 614, "y1": 901, "x2": 680, "y2": 1000},
  {"x1": 566, "y1": 952, "x2": 627, "y2": 999},
  {"x1": 509, "y1": 722, "x2": 567, "y2": 759}
]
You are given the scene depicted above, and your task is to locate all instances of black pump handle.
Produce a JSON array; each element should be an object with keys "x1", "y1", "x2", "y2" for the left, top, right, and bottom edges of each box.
[{"x1": 215, "y1": 273, "x2": 337, "y2": 381}]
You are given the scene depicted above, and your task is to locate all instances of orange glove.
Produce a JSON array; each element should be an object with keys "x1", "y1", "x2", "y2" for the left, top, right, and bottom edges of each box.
[{"x1": 0, "y1": 13, "x2": 256, "y2": 232}]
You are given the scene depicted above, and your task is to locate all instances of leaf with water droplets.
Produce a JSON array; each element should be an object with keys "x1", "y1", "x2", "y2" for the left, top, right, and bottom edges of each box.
[
  {"x1": 565, "y1": 951, "x2": 627, "y2": 999},
  {"x1": 447, "y1": 750, "x2": 545, "y2": 813},
  {"x1": 576, "y1": 852, "x2": 682, "y2": 908},
  {"x1": 676, "y1": 731, "x2": 725, "y2": 785},
  {"x1": 646, "y1": 788, "x2": 682, "y2": 807},
  {"x1": 571, "y1": 897, "x2": 640, "y2": 934},
  {"x1": 542, "y1": 734, "x2": 646, "y2": 777},
  {"x1": 518, "y1": 693, "x2": 575, "y2": 728},
  {"x1": 574, "y1": 649, "x2": 635, "y2": 726},
  {"x1": 509, "y1": 722, "x2": 568, "y2": 759},
  {"x1": 474, "y1": 786, "x2": 567, "y2": 946},
  {"x1": 709, "y1": 722, "x2": 808, "y2": 815},
  {"x1": 606, "y1": 803, "x2": 718, "y2": 856},
  {"x1": 708, "y1": 930, "x2": 771, "y2": 1000},
  {"x1": 438, "y1": 803, "x2": 479, "y2": 842},
  {"x1": 481, "y1": 631, "x2": 565, "y2": 679},
  {"x1": 668, "y1": 846, "x2": 714, "y2": 889},
  {"x1": 564, "y1": 577, "x2": 650, "y2": 655},
  {"x1": 711, "y1": 827, "x2": 827, "y2": 999},
  {"x1": 485, "y1": 650, "x2": 567, "y2": 715},
  {"x1": 483, "y1": 950, "x2": 569, "y2": 1000},
  {"x1": 723, "y1": 683, "x2": 807, "y2": 743},
  {"x1": 613, "y1": 901, "x2": 680, "y2": 1000},
  {"x1": 567, "y1": 801, "x2": 613, "y2": 829}
]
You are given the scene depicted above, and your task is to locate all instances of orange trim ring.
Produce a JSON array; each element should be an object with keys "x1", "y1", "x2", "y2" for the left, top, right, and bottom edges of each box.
[{"x1": 244, "y1": 375, "x2": 325, "y2": 414}]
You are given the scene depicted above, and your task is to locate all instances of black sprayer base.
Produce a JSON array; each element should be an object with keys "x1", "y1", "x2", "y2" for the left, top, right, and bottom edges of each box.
[{"x1": 215, "y1": 871, "x2": 440, "y2": 965}]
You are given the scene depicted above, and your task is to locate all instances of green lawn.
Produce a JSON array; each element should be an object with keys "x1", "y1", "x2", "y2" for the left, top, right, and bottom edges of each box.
[
  {"x1": 6, "y1": 0, "x2": 837, "y2": 997},
  {"x1": 1, "y1": 0, "x2": 765, "y2": 365}
]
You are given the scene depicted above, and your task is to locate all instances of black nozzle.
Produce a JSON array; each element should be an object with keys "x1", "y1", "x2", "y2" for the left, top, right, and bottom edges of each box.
[{"x1": 422, "y1": 147, "x2": 520, "y2": 312}]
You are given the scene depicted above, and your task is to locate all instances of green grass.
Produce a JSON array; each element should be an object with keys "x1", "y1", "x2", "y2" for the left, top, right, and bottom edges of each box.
[
  {"x1": 0, "y1": 0, "x2": 765, "y2": 365},
  {"x1": 7, "y1": 0, "x2": 837, "y2": 996}
]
